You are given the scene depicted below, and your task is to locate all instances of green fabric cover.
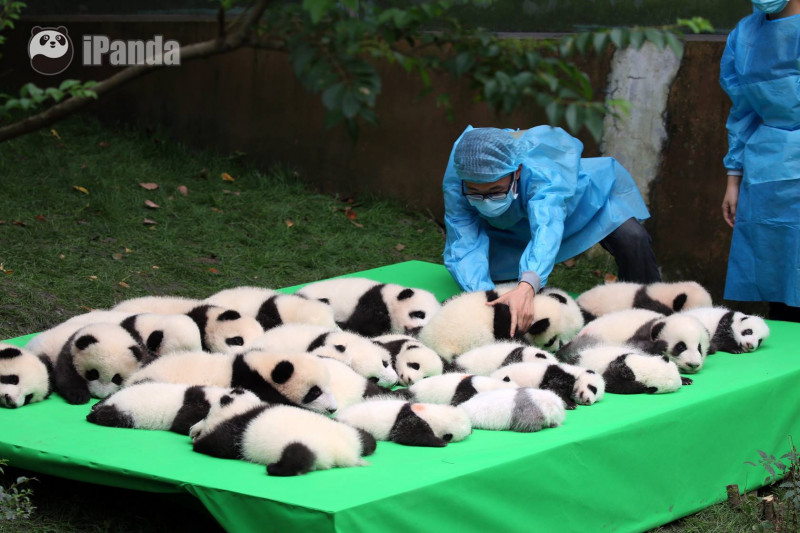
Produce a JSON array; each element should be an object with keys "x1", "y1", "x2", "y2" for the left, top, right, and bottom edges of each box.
[{"x1": 2, "y1": 261, "x2": 799, "y2": 533}]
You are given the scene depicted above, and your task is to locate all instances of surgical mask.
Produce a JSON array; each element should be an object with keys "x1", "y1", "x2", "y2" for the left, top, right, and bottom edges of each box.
[
  {"x1": 467, "y1": 184, "x2": 518, "y2": 217},
  {"x1": 752, "y1": 0, "x2": 789, "y2": 13}
]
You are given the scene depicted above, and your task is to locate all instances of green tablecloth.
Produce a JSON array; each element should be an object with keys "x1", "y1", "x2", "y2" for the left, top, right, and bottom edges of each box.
[{"x1": 2, "y1": 261, "x2": 799, "y2": 532}]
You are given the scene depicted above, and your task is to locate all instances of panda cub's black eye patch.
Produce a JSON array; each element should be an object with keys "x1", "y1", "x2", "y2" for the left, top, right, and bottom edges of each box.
[
  {"x1": 673, "y1": 342, "x2": 687, "y2": 354},
  {"x1": 226, "y1": 336, "x2": 244, "y2": 346},
  {"x1": 409, "y1": 311, "x2": 426, "y2": 319},
  {"x1": 588, "y1": 385, "x2": 598, "y2": 394},
  {"x1": 407, "y1": 362, "x2": 420, "y2": 370},
  {"x1": 112, "y1": 374, "x2": 123, "y2": 386},
  {"x1": 0, "y1": 375, "x2": 19, "y2": 385},
  {"x1": 442, "y1": 433, "x2": 453, "y2": 442},
  {"x1": 85, "y1": 369, "x2": 100, "y2": 381},
  {"x1": 302, "y1": 385, "x2": 322, "y2": 404},
  {"x1": 742, "y1": 329, "x2": 753, "y2": 336}
]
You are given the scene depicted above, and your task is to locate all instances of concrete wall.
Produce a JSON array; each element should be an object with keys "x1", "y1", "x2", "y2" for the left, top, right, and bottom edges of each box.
[{"x1": 3, "y1": 18, "x2": 750, "y2": 309}]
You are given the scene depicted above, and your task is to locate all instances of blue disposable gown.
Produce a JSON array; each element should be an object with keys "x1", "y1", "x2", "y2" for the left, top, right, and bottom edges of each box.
[
  {"x1": 442, "y1": 125, "x2": 650, "y2": 292},
  {"x1": 720, "y1": 10, "x2": 800, "y2": 306}
]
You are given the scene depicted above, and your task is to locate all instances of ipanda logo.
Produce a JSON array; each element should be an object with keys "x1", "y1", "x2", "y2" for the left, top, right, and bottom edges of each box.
[{"x1": 28, "y1": 26, "x2": 74, "y2": 76}]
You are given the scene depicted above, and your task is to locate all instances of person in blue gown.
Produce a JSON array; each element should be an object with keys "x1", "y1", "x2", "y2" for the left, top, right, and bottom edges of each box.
[
  {"x1": 442, "y1": 125, "x2": 660, "y2": 335},
  {"x1": 720, "y1": 0, "x2": 800, "y2": 322}
]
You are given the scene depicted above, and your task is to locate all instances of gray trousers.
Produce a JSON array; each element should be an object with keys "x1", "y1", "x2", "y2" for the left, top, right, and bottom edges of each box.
[{"x1": 599, "y1": 218, "x2": 661, "y2": 283}]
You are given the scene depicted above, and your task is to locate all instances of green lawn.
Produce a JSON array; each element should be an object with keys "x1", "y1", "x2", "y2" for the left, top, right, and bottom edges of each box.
[{"x1": 0, "y1": 116, "x2": 787, "y2": 532}]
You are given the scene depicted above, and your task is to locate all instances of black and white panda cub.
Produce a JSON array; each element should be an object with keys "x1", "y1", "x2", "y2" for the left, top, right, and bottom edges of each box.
[
  {"x1": 408, "y1": 373, "x2": 518, "y2": 406},
  {"x1": 459, "y1": 388, "x2": 566, "y2": 432},
  {"x1": 296, "y1": 277, "x2": 441, "y2": 337},
  {"x1": 205, "y1": 286, "x2": 337, "y2": 330},
  {"x1": 371, "y1": 334, "x2": 444, "y2": 386},
  {"x1": 489, "y1": 361, "x2": 605, "y2": 409},
  {"x1": 190, "y1": 390, "x2": 376, "y2": 476},
  {"x1": 335, "y1": 398, "x2": 472, "y2": 447},
  {"x1": 682, "y1": 307, "x2": 769, "y2": 354},
  {"x1": 451, "y1": 342, "x2": 557, "y2": 376},
  {"x1": 576, "y1": 281, "x2": 713, "y2": 322},
  {"x1": 87, "y1": 382, "x2": 260, "y2": 435},
  {"x1": 0, "y1": 343, "x2": 54, "y2": 408}
]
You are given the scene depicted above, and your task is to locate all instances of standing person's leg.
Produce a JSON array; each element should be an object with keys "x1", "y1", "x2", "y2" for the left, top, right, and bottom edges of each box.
[{"x1": 599, "y1": 218, "x2": 661, "y2": 283}]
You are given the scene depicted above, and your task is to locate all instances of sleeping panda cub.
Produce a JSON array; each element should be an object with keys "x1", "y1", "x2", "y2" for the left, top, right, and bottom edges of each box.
[
  {"x1": 452, "y1": 342, "x2": 556, "y2": 376},
  {"x1": 54, "y1": 323, "x2": 153, "y2": 405},
  {"x1": 557, "y1": 340, "x2": 683, "y2": 394},
  {"x1": 335, "y1": 398, "x2": 472, "y2": 447},
  {"x1": 205, "y1": 286, "x2": 337, "y2": 330},
  {"x1": 190, "y1": 390, "x2": 376, "y2": 476},
  {"x1": 572, "y1": 309, "x2": 710, "y2": 373},
  {"x1": 112, "y1": 295, "x2": 203, "y2": 314},
  {"x1": 296, "y1": 277, "x2": 441, "y2": 337},
  {"x1": 371, "y1": 334, "x2": 444, "y2": 386},
  {"x1": 321, "y1": 358, "x2": 401, "y2": 410},
  {"x1": 87, "y1": 382, "x2": 259, "y2": 434},
  {"x1": 409, "y1": 373, "x2": 517, "y2": 406},
  {"x1": 0, "y1": 343, "x2": 53, "y2": 408},
  {"x1": 417, "y1": 285, "x2": 583, "y2": 361},
  {"x1": 126, "y1": 349, "x2": 338, "y2": 414},
  {"x1": 682, "y1": 307, "x2": 769, "y2": 354},
  {"x1": 489, "y1": 361, "x2": 605, "y2": 408},
  {"x1": 459, "y1": 388, "x2": 566, "y2": 432},
  {"x1": 577, "y1": 281, "x2": 713, "y2": 321}
]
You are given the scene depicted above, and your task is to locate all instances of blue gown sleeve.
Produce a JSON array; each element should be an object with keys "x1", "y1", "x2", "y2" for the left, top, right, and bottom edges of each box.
[
  {"x1": 442, "y1": 156, "x2": 494, "y2": 292},
  {"x1": 720, "y1": 26, "x2": 761, "y2": 173},
  {"x1": 518, "y1": 127, "x2": 583, "y2": 287}
]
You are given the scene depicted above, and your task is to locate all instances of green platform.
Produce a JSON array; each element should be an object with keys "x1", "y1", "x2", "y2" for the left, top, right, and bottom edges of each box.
[{"x1": 2, "y1": 261, "x2": 799, "y2": 533}]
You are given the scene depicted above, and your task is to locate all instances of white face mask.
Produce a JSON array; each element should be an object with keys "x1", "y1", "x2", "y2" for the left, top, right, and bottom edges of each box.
[
  {"x1": 752, "y1": 0, "x2": 789, "y2": 13},
  {"x1": 465, "y1": 177, "x2": 518, "y2": 218}
]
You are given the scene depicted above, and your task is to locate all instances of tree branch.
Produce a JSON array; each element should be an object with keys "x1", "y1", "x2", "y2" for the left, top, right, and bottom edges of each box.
[{"x1": 0, "y1": 0, "x2": 270, "y2": 143}]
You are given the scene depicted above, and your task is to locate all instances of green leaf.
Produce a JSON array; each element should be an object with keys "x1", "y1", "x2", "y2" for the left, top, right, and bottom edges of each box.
[
  {"x1": 609, "y1": 28, "x2": 627, "y2": 49},
  {"x1": 340, "y1": 0, "x2": 358, "y2": 12},
  {"x1": 644, "y1": 28, "x2": 665, "y2": 51},
  {"x1": 565, "y1": 103, "x2": 583, "y2": 133},
  {"x1": 559, "y1": 36, "x2": 574, "y2": 58},
  {"x1": 629, "y1": 30, "x2": 645, "y2": 49},
  {"x1": 322, "y1": 83, "x2": 346, "y2": 111},
  {"x1": 323, "y1": 109, "x2": 344, "y2": 130},
  {"x1": 58, "y1": 79, "x2": 81, "y2": 91},
  {"x1": 302, "y1": 0, "x2": 336, "y2": 24},
  {"x1": 341, "y1": 90, "x2": 360, "y2": 119},
  {"x1": 592, "y1": 32, "x2": 608, "y2": 54},
  {"x1": 545, "y1": 100, "x2": 564, "y2": 126},
  {"x1": 453, "y1": 51, "x2": 474, "y2": 77},
  {"x1": 664, "y1": 32, "x2": 684, "y2": 60},
  {"x1": 585, "y1": 109, "x2": 604, "y2": 142},
  {"x1": 574, "y1": 32, "x2": 591, "y2": 55}
]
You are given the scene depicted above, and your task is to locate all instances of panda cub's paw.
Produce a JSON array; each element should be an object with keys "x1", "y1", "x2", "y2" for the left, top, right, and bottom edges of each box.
[{"x1": 681, "y1": 377, "x2": 693, "y2": 386}]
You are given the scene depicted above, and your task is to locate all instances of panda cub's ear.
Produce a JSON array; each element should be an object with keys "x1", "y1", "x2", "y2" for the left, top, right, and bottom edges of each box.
[
  {"x1": 546, "y1": 292, "x2": 568, "y2": 305},
  {"x1": 219, "y1": 394, "x2": 234, "y2": 407},
  {"x1": 672, "y1": 294, "x2": 688, "y2": 312},
  {"x1": 528, "y1": 318, "x2": 550, "y2": 336},
  {"x1": 271, "y1": 361, "x2": 294, "y2": 384},
  {"x1": 217, "y1": 310, "x2": 241, "y2": 321},
  {"x1": 650, "y1": 321, "x2": 666, "y2": 341},
  {"x1": 75, "y1": 335, "x2": 98, "y2": 351},
  {"x1": 397, "y1": 289, "x2": 415, "y2": 300},
  {"x1": 0, "y1": 347, "x2": 22, "y2": 359}
]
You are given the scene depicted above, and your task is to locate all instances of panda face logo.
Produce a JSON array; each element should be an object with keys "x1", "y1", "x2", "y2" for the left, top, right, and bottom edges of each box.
[{"x1": 28, "y1": 26, "x2": 74, "y2": 75}]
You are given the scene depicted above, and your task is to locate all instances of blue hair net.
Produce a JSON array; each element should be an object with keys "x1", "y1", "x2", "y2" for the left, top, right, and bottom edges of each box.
[{"x1": 453, "y1": 128, "x2": 523, "y2": 183}]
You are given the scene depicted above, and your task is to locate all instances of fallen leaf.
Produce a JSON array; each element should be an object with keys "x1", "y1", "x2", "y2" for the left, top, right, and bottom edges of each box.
[
  {"x1": 144, "y1": 200, "x2": 160, "y2": 209},
  {"x1": 177, "y1": 185, "x2": 188, "y2": 196},
  {"x1": 563, "y1": 258, "x2": 576, "y2": 268},
  {"x1": 345, "y1": 207, "x2": 357, "y2": 220},
  {"x1": 98, "y1": 141, "x2": 110, "y2": 148},
  {"x1": 88, "y1": 275, "x2": 98, "y2": 280},
  {"x1": 285, "y1": 219, "x2": 295, "y2": 228},
  {"x1": 208, "y1": 268, "x2": 220, "y2": 274},
  {"x1": 55, "y1": 143, "x2": 65, "y2": 149},
  {"x1": 59, "y1": 254, "x2": 65, "y2": 259},
  {"x1": 0, "y1": 220, "x2": 4, "y2": 224},
  {"x1": 211, "y1": 207, "x2": 223, "y2": 213},
  {"x1": 80, "y1": 163, "x2": 87, "y2": 169},
  {"x1": 351, "y1": 221, "x2": 364, "y2": 228},
  {"x1": 152, "y1": 265, "x2": 160, "y2": 269},
  {"x1": 417, "y1": 229, "x2": 424, "y2": 233},
  {"x1": 118, "y1": 281, "x2": 130, "y2": 288},
  {"x1": 592, "y1": 269, "x2": 603, "y2": 277},
  {"x1": 73, "y1": 185, "x2": 89, "y2": 194},
  {"x1": 12, "y1": 220, "x2": 26, "y2": 227},
  {"x1": 125, "y1": 248, "x2": 132, "y2": 253},
  {"x1": 111, "y1": 253, "x2": 123, "y2": 260},
  {"x1": 395, "y1": 243, "x2": 406, "y2": 251},
  {"x1": 604, "y1": 273, "x2": 618, "y2": 283},
  {"x1": 50, "y1": 129, "x2": 61, "y2": 140},
  {"x1": 223, "y1": 189, "x2": 241, "y2": 196},
  {"x1": 79, "y1": 306, "x2": 94, "y2": 312},
  {"x1": 35, "y1": 214, "x2": 46, "y2": 222},
  {"x1": 2, "y1": 270, "x2": 13, "y2": 275},
  {"x1": 221, "y1": 172, "x2": 235, "y2": 182},
  {"x1": 76, "y1": 219, "x2": 87, "y2": 225},
  {"x1": 167, "y1": 196, "x2": 174, "y2": 200},
  {"x1": 139, "y1": 182, "x2": 159, "y2": 191},
  {"x1": 143, "y1": 218, "x2": 157, "y2": 225}
]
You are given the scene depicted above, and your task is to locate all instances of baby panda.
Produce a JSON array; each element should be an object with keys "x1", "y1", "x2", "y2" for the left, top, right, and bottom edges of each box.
[
  {"x1": 451, "y1": 342, "x2": 556, "y2": 376},
  {"x1": 577, "y1": 281, "x2": 713, "y2": 322},
  {"x1": 190, "y1": 390, "x2": 375, "y2": 476},
  {"x1": 296, "y1": 277, "x2": 441, "y2": 337},
  {"x1": 205, "y1": 286, "x2": 337, "y2": 330},
  {"x1": 54, "y1": 323, "x2": 153, "y2": 405},
  {"x1": 682, "y1": 307, "x2": 769, "y2": 354},
  {"x1": 253, "y1": 324, "x2": 398, "y2": 387},
  {"x1": 458, "y1": 388, "x2": 566, "y2": 432},
  {"x1": 335, "y1": 398, "x2": 472, "y2": 447},
  {"x1": 321, "y1": 358, "x2": 402, "y2": 410},
  {"x1": 126, "y1": 349, "x2": 338, "y2": 414},
  {"x1": 573, "y1": 309, "x2": 710, "y2": 373},
  {"x1": 489, "y1": 361, "x2": 605, "y2": 409},
  {"x1": 112, "y1": 295, "x2": 203, "y2": 314},
  {"x1": 557, "y1": 340, "x2": 683, "y2": 394},
  {"x1": 0, "y1": 343, "x2": 54, "y2": 408},
  {"x1": 86, "y1": 382, "x2": 259, "y2": 435},
  {"x1": 417, "y1": 285, "x2": 583, "y2": 361},
  {"x1": 409, "y1": 373, "x2": 518, "y2": 406},
  {"x1": 371, "y1": 334, "x2": 444, "y2": 386}
]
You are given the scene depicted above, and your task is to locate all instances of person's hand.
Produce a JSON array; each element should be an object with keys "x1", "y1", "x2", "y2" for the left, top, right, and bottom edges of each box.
[
  {"x1": 487, "y1": 282, "x2": 535, "y2": 337},
  {"x1": 722, "y1": 174, "x2": 742, "y2": 228}
]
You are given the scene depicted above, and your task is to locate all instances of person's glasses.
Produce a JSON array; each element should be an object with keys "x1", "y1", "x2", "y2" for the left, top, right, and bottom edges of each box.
[{"x1": 462, "y1": 175, "x2": 516, "y2": 201}]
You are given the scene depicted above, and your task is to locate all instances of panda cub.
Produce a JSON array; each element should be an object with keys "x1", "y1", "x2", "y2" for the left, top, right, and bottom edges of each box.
[
  {"x1": 296, "y1": 277, "x2": 441, "y2": 337},
  {"x1": 371, "y1": 334, "x2": 444, "y2": 386},
  {"x1": 253, "y1": 324, "x2": 398, "y2": 387},
  {"x1": 112, "y1": 295, "x2": 203, "y2": 314},
  {"x1": 0, "y1": 343, "x2": 54, "y2": 408},
  {"x1": 572, "y1": 309, "x2": 710, "y2": 373},
  {"x1": 459, "y1": 388, "x2": 566, "y2": 432},
  {"x1": 321, "y1": 358, "x2": 400, "y2": 410},
  {"x1": 417, "y1": 286, "x2": 583, "y2": 361},
  {"x1": 205, "y1": 286, "x2": 337, "y2": 330},
  {"x1": 452, "y1": 342, "x2": 556, "y2": 376},
  {"x1": 335, "y1": 398, "x2": 472, "y2": 447},
  {"x1": 126, "y1": 349, "x2": 338, "y2": 414},
  {"x1": 409, "y1": 373, "x2": 517, "y2": 406},
  {"x1": 54, "y1": 323, "x2": 153, "y2": 405},
  {"x1": 557, "y1": 340, "x2": 684, "y2": 394},
  {"x1": 682, "y1": 307, "x2": 769, "y2": 354},
  {"x1": 490, "y1": 361, "x2": 605, "y2": 408},
  {"x1": 87, "y1": 383, "x2": 259, "y2": 435},
  {"x1": 190, "y1": 390, "x2": 376, "y2": 476},
  {"x1": 577, "y1": 281, "x2": 713, "y2": 321}
]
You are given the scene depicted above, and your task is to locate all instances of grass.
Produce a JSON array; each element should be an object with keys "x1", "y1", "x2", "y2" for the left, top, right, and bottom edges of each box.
[{"x1": 2, "y1": 115, "x2": 778, "y2": 532}]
